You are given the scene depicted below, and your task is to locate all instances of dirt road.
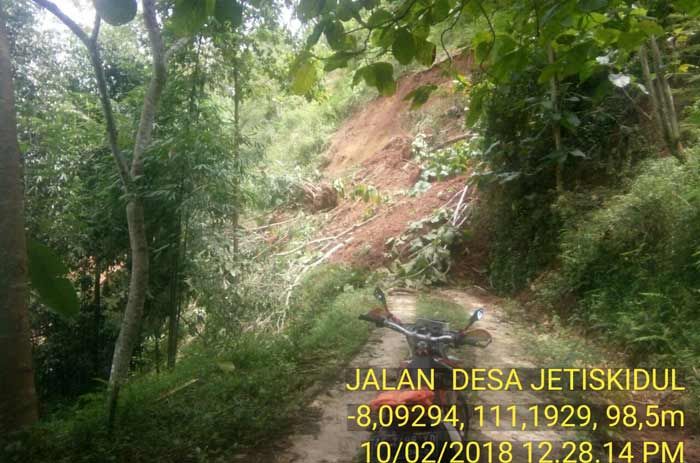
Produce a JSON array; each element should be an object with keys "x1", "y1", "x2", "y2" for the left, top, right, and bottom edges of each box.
[
  {"x1": 270, "y1": 287, "x2": 698, "y2": 462},
  {"x1": 272, "y1": 287, "x2": 586, "y2": 463},
  {"x1": 273, "y1": 292, "x2": 417, "y2": 463}
]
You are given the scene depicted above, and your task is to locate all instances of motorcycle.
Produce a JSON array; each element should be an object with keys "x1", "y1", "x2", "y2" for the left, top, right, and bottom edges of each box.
[{"x1": 356, "y1": 287, "x2": 491, "y2": 462}]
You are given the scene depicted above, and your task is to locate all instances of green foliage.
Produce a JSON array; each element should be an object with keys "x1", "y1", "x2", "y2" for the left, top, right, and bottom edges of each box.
[
  {"x1": 290, "y1": 56, "x2": 319, "y2": 95},
  {"x1": 410, "y1": 133, "x2": 476, "y2": 186},
  {"x1": 349, "y1": 183, "x2": 383, "y2": 204},
  {"x1": 1, "y1": 265, "x2": 376, "y2": 463},
  {"x1": 214, "y1": 0, "x2": 243, "y2": 27},
  {"x1": 387, "y1": 208, "x2": 461, "y2": 285},
  {"x1": 404, "y1": 84, "x2": 437, "y2": 110},
  {"x1": 170, "y1": 0, "x2": 245, "y2": 36},
  {"x1": 245, "y1": 67, "x2": 369, "y2": 180},
  {"x1": 546, "y1": 157, "x2": 700, "y2": 366},
  {"x1": 473, "y1": 60, "x2": 650, "y2": 292},
  {"x1": 353, "y1": 62, "x2": 396, "y2": 96},
  {"x1": 415, "y1": 294, "x2": 469, "y2": 326},
  {"x1": 26, "y1": 240, "x2": 79, "y2": 318},
  {"x1": 292, "y1": 264, "x2": 372, "y2": 313}
]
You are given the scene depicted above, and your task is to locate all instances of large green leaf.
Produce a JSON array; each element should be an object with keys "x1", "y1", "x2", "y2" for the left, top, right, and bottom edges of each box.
[
  {"x1": 94, "y1": 0, "x2": 137, "y2": 26},
  {"x1": 431, "y1": 0, "x2": 451, "y2": 21},
  {"x1": 403, "y1": 84, "x2": 437, "y2": 109},
  {"x1": 392, "y1": 28, "x2": 416, "y2": 65},
  {"x1": 354, "y1": 62, "x2": 395, "y2": 96},
  {"x1": 291, "y1": 59, "x2": 318, "y2": 95},
  {"x1": 325, "y1": 51, "x2": 355, "y2": 71},
  {"x1": 415, "y1": 37, "x2": 436, "y2": 66},
  {"x1": 215, "y1": 0, "x2": 243, "y2": 27},
  {"x1": 368, "y1": 9, "x2": 392, "y2": 27},
  {"x1": 325, "y1": 21, "x2": 348, "y2": 50},
  {"x1": 617, "y1": 30, "x2": 647, "y2": 51},
  {"x1": 370, "y1": 27, "x2": 395, "y2": 49},
  {"x1": 171, "y1": 0, "x2": 216, "y2": 36},
  {"x1": 306, "y1": 20, "x2": 327, "y2": 48},
  {"x1": 27, "y1": 240, "x2": 79, "y2": 318}
]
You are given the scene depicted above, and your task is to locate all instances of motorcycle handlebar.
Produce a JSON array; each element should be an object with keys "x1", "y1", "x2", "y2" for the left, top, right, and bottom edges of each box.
[
  {"x1": 359, "y1": 307, "x2": 490, "y2": 346},
  {"x1": 381, "y1": 319, "x2": 457, "y2": 343}
]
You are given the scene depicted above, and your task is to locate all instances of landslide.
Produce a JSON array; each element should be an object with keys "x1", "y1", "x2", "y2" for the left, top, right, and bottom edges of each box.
[{"x1": 312, "y1": 54, "x2": 480, "y2": 271}]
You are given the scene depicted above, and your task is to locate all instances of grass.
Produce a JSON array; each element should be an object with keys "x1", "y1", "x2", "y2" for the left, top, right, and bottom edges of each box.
[{"x1": 1, "y1": 265, "x2": 378, "y2": 463}]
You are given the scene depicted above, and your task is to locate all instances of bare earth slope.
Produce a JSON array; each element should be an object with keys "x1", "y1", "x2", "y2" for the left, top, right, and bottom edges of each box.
[{"x1": 313, "y1": 55, "x2": 479, "y2": 270}]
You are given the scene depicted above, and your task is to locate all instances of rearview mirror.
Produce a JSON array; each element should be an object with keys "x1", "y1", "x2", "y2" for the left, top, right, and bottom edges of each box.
[
  {"x1": 464, "y1": 307, "x2": 485, "y2": 330},
  {"x1": 374, "y1": 287, "x2": 387, "y2": 308}
]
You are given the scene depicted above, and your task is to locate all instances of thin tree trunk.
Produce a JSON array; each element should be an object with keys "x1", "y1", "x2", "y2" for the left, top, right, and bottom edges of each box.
[
  {"x1": 648, "y1": 36, "x2": 684, "y2": 161},
  {"x1": 0, "y1": 5, "x2": 39, "y2": 432},
  {"x1": 232, "y1": 55, "x2": 241, "y2": 256},
  {"x1": 93, "y1": 255, "x2": 101, "y2": 374},
  {"x1": 107, "y1": 0, "x2": 166, "y2": 428},
  {"x1": 547, "y1": 44, "x2": 563, "y2": 192}
]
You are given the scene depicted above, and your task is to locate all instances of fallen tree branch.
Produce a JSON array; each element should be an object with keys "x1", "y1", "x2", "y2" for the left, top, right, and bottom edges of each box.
[
  {"x1": 274, "y1": 214, "x2": 378, "y2": 258},
  {"x1": 434, "y1": 133, "x2": 471, "y2": 151},
  {"x1": 451, "y1": 185, "x2": 469, "y2": 226},
  {"x1": 245, "y1": 216, "x2": 298, "y2": 232},
  {"x1": 156, "y1": 378, "x2": 199, "y2": 402},
  {"x1": 283, "y1": 241, "x2": 347, "y2": 309},
  {"x1": 274, "y1": 236, "x2": 336, "y2": 257}
]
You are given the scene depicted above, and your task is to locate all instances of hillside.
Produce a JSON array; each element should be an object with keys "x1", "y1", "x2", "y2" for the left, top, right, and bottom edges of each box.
[
  {"x1": 4, "y1": 1, "x2": 700, "y2": 462},
  {"x1": 296, "y1": 55, "x2": 483, "y2": 274}
]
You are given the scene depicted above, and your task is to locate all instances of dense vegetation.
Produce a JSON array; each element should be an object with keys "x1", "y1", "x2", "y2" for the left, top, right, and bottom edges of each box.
[{"x1": 1, "y1": 0, "x2": 700, "y2": 461}]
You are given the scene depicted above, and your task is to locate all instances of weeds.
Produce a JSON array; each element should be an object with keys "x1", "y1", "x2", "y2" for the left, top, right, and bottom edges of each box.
[{"x1": 1, "y1": 265, "x2": 376, "y2": 463}]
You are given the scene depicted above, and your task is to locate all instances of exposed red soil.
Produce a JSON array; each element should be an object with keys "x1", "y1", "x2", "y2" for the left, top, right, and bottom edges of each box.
[
  {"x1": 315, "y1": 53, "x2": 480, "y2": 270},
  {"x1": 323, "y1": 53, "x2": 473, "y2": 176},
  {"x1": 324, "y1": 175, "x2": 470, "y2": 268}
]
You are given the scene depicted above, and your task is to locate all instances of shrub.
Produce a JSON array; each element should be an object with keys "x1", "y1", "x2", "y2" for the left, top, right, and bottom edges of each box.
[
  {"x1": 1, "y1": 265, "x2": 377, "y2": 463},
  {"x1": 548, "y1": 156, "x2": 700, "y2": 368}
]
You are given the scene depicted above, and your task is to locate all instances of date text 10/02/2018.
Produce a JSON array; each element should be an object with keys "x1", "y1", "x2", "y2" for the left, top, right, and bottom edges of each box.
[{"x1": 359, "y1": 440, "x2": 684, "y2": 463}]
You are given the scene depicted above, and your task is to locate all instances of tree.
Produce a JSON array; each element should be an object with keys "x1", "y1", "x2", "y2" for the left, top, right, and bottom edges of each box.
[
  {"x1": 293, "y1": 0, "x2": 695, "y2": 169},
  {"x1": 0, "y1": 1, "x2": 39, "y2": 433},
  {"x1": 31, "y1": 0, "x2": 176, "y2": 425}
]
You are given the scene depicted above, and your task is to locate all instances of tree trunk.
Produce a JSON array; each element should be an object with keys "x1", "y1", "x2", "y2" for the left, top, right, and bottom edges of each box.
[
  {"x1": 107, "y1": 0, "x2": 166, "y2": 428},
  {"x1": 649, "y1": 36, "x2": 683, "y2": 161},
  {"x1": 547, "y1": 44, "x2": 564, "y2": 192},
  {"x1": 30, "y1": 0, "x2": 173, "y2": 427},
  {"x1": 232, "y1": 55, "x2": 241, "y2": 256},
  {"x1": 107, "y1": 200, "x2": 149, "y2": 428},
  {"x1": 93, "y1": 255, "x2": 101, "y2": 374},
  {"x1": 0, "y1": 5, "x2": 39, "y2": 433}
]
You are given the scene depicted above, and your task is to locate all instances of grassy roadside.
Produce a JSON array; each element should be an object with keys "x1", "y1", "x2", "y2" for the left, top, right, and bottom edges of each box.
[{"x1": 1, "y1": 265, "x2": 377, "y2": 463}]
